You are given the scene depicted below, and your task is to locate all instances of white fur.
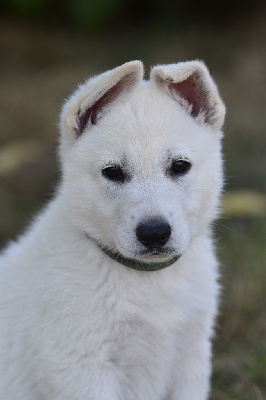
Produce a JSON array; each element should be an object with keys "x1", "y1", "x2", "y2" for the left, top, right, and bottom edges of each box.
[{"x1": 0, "y1": 60, "x2": 225, "y2": 400}]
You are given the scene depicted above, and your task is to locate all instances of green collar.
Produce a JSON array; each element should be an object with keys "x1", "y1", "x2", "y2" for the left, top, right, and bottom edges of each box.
[{"x1": 99, "y1": 245, "x2": 180, "y2": 271}]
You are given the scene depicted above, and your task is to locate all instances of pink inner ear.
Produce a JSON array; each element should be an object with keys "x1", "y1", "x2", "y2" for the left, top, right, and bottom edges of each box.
[
  {"x1": 169, "y1": 73, "x2": 214, "y2": 123},
  {"x1": 76, "y1": 73, "x2": 134, "y2": 137}
]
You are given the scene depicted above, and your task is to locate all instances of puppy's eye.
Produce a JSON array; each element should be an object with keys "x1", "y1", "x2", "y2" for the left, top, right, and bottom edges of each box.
[
  {"x1": 102, "y1": 166, "x2": 125, "y2": 183},
  {"x1": 171, "y1": 160, "x2": 191, "y2": 175}
]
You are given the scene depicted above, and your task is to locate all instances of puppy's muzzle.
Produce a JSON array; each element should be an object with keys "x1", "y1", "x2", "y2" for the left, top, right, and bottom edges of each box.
[{"x1": 136, "y1": 219, "x2": 171, "y2": 249}]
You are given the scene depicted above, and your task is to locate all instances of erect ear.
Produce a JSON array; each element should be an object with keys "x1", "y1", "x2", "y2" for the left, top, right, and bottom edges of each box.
[
  {"x1": 61, "y1": 61, "x2": 143, "y2": 137},
  {"x1": 150, "y1": 61, "x2": 225, "y2": 130}
]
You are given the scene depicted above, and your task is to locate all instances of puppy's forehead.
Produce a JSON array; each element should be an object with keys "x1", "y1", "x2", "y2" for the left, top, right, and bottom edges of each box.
[
  {"x1": 100, "y1": 86, "x2": 204, "y2": 156},
  {"x1": 107, "y1": 87, "x2": 177, "y2": 131}
]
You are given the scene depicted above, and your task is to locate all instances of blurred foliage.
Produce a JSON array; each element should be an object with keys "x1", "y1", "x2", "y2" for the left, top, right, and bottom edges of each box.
[
  {"x1": 7, "y1": 0, "x2": 46, "y2": 18},
  {"x1": 1, "y1": 0, "x2": 126, "y2": 31},
  {"x1": 65, "y1": 0, "x2": 126, "y2": 30},
  {"x1": 1, "y1": 0, "x2": 266, "y2": 32}
]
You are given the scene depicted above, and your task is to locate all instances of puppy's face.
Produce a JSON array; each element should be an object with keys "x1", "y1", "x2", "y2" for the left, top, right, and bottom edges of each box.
[{"x1": 61, "y1": 85, "x2": 223, "y2": 262}]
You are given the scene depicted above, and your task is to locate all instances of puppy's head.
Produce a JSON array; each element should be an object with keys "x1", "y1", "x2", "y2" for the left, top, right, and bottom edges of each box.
[{"x1": 60, "y1": 60, "x2": 225, "y2": 263}]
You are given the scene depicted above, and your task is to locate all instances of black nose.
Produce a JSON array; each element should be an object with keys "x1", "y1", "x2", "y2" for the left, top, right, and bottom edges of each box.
[{"x1": 136, "y1": 219, "x2": 171, "y2": 248}]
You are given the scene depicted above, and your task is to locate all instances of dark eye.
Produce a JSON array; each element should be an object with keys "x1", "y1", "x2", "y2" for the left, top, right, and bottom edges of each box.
[
  {"x1": 171, "y1": 160, "x2": 191, "y2": 176},
  {"x1": 102, "y1": 166, "x2": 125, "y2": 183}
]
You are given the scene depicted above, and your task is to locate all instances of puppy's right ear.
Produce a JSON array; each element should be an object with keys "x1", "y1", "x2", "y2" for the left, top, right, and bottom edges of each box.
[
  {"x1": 61, "y1": 61, "x2": 143, "y2": 138},
  {"x1": 150, "y1": 61, "x2": 225, "y2": 130}
]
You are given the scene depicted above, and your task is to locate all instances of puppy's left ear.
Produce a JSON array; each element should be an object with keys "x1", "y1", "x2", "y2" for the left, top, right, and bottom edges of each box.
[
  {"x1": 150, "y1": 61, "x2": 225, "y2": 130},
  {"x1": 61, "y1": 61, "x2": 143, "y2": 138}
]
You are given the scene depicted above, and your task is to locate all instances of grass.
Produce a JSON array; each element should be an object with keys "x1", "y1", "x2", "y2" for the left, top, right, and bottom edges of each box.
[{"x1": 212, "y1": 217, "x2": 266, "y2": 399}]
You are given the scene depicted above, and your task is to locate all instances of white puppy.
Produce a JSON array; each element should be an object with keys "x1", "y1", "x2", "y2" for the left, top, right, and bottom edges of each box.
[{"x1": 0, "y1": 61, "x2": 225, "y2": 400}]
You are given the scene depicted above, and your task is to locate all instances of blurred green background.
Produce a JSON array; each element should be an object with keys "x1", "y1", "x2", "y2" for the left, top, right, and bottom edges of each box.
[{"x1": 0, "y1": 1, "x2": 266, "y2": 398}]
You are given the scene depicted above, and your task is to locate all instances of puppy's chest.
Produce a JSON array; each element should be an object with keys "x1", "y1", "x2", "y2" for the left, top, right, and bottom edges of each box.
[
  {"x1": 87, "y1": 277, "x2": 185, "y2": 364},
  {"x1": 40, "y1": 270, "x2": 201, "y2": 397},
  {"x1": 84, "y1": 284, "x2": 181, "y2": 390}
]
